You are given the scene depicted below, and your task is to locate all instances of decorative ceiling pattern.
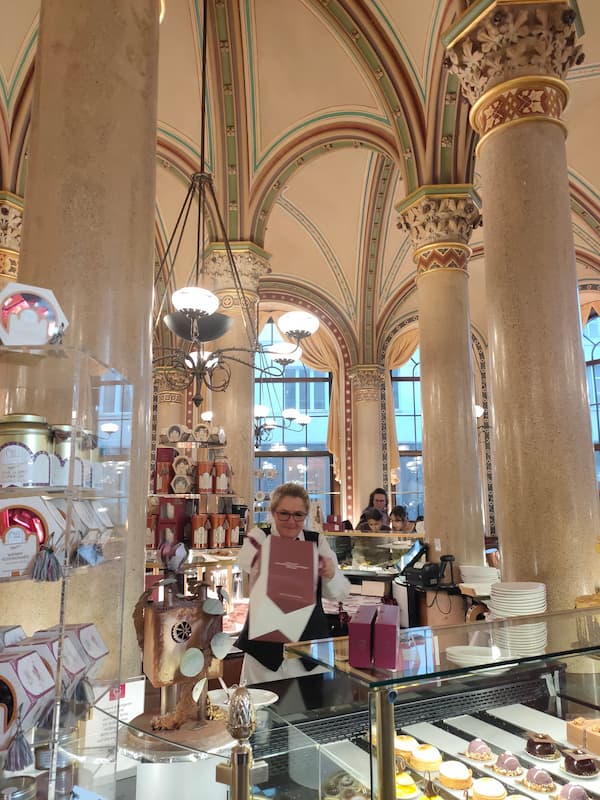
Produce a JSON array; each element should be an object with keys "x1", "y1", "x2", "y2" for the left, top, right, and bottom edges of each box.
[{"x1": 1, "y1": 0, "x2": 600, "y2": 364}]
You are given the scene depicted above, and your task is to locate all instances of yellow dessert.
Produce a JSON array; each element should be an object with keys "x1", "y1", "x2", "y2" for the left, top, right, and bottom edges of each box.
[{"x1": 395, "y1": 770, "x2": 418, "y2": 798}]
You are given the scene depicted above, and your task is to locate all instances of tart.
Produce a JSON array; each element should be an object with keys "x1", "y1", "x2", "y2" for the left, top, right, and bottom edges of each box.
[
  {"x1": 465, "y1": 738, "x2": 494, "y2": 762},
  {"x1": 562, "y1": 749, "x2": 600, "y2": 778},
  {"x1": 472, "y1": 777, "x2": 507, "y2": 800},
  {"x1": 559, "y1": 783, "x2": 590, "y2": 800},
  {"x1": 410, "y1": 744, "x2": 442, "y2": 772},
  {"x1": 526, "y1": 733, "x2": 560, "y2": 761},
  {"x1": 522, "y1": 766, "x2": 555, "y2": 792},
  {"x1": 395, "y1": 770, "x2": 418, "y2": 798},
  {"x1": 395, "y1": 734, "x2": 419, "y2": 760},
  {"x1": 438, "y1": 760, "x2": 473, "y2": 790},
  {"x1": 494, "y1": 751, "x2": 523, "y2": 777}
]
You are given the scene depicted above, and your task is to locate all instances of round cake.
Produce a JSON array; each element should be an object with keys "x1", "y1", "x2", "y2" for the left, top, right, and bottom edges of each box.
[
  {"x1": 563, "y1": 749, "x2": 600, "y2": 778},
  {"x1": 438, "y1": 760, "x2": 473, "y2": 790},
  {"x1": 494, "y1": 751, "x2": 523, "y2": 777},
  {"x1": 522, "y1": 767, "x2": 556, "y2": 792},
  {"x1": 472, "y1": 777, "x2": 507, "y2": 800},
  {"x1": 465, "y1": 738, "x2": 494, "y2": 761},
  {"x1": 559, "y1": 783, "x2": 590, "y2": 800},
  {"x1": 395, "y1": 734, "x2": 419, "y2": 759},
  {"x1": 410, "y1": 744, "x2": 442, "y2": 772},
  {"x1": 525, "y1": 733, "x2": 560, "y2": 761}
]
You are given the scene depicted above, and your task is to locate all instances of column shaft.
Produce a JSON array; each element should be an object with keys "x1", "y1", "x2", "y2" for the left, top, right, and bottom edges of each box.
[{"x1": 349, "y1": 365, "x2": 385, "y2": 519}]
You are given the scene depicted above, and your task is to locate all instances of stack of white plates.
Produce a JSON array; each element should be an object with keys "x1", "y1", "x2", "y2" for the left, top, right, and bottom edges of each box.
[
  {"x1": 488, "y1": 582, "x2": 547, "y2": 656},
  {"x1": 459, "y1": 565, "x2": 501, "y2": 595},
  {"x1": 445, "y1": 645, "x2": 511, "y2": 675}
]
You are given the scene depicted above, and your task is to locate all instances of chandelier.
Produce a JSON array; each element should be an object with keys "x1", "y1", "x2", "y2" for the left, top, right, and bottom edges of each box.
[{"x1": 152, "y1": 0, "x2": 319, "y2": 409}]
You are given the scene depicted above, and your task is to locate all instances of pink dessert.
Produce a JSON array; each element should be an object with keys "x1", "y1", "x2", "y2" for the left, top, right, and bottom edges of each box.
[
  {"x1": 493, "y1": 751, "x2": 522, "y2": 776},
  {"x1": 466, "y1": 738, "x2": 493, "y2": 761},
  {"x1": 559, "y1": 784, "x2": 590, "y2": 800},
  {"x1": 522, "y1": 767, "x2": 555, "y2": 793}
]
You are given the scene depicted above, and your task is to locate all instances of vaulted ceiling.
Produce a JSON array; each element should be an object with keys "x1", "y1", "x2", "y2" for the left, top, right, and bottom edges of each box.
[{"x1": 2, "y1": 0, "x2": 600, "y2": 365}]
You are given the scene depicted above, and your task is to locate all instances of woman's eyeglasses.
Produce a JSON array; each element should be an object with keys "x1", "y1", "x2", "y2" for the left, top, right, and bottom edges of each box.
[{"x1": 275, "y1": 511, "x2": 306, "y2": 521}]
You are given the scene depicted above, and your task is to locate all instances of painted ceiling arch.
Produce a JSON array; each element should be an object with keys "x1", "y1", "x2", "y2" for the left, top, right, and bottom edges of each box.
[{"x1": 0, "y1": 0, "x2": 600, "y2": 376}]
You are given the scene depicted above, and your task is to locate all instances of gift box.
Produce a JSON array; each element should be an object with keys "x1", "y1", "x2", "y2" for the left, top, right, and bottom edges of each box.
[
  {"x1": 248, "y1": 536, "x2": 317, "y2": 643},
  {"x1": 0, "y1": 497, "x2": 65, "y2": 578},
  {"x1": 0, "y1": 648, "x2": 55, "y2": 749},
  {"x1": 25, "y1": 631, "x2": 86, "y2": 697},
  {"x1": 348, "y1": 604, "x2": 377, "y2": 668},
  {"x1": 0, "y1": 624, "x2": 26, "y2": 649},
  {"x1": 37, "y1": 623, "x2": 109, "y2": 679},
  {"x1": 373, "y1": 604, "x2": 400, "y2": 670}
]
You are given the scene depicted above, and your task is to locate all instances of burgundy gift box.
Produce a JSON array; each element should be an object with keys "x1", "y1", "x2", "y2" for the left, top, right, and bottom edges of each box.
[
  {"x1": 373, "y1": 604, "x2": 401, "y2": 669},
  {"x1": 348, "y1": 604, "x2": 377, "y2": 668}
]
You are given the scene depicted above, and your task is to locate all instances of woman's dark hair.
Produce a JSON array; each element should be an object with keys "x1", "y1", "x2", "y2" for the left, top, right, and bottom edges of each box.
[
  {"x1": 363, "y1": 506, "x2": 383, "y2": 522},
  {"x1": 390, "y1": 505, "x2": 408, "y2": 521},
  {"x1": 368, "y1": 487, "x2": 388, "y2": 506}
]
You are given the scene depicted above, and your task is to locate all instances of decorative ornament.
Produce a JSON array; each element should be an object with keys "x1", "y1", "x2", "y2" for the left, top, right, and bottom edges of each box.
[
  {"x1": 5, "y1": 706, "x2": 33, "y2": 771},
  {"x1": 0, "y1": 282, "x2": 69, "y2": 345},
  {"x1": 31, "y1": 533, "x2": 62, "y2": 581}
]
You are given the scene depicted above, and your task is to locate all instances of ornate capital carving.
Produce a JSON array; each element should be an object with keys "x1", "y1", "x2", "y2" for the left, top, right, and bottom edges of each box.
[
  {"x1": 397, "y1": 187, "x2": 481, "y2": 253},
  {"x1": 348, "y1": 365, "x2": 385, "y2": 403},
  {"x1": 0, "y1": 249, "x2": 18, "y2": 280},
  {"x1": 444, "y1": 3, "x2": 583, "y2": 106},
  {"x1": 203, "y1": 242, "x2": 271, "y2": 300},
  {"x1": 0, "y1": 194, "x2": 23, "y2": 279},
  {"x1": 414, "y1": 244, "x2": 471, "y2": 277},
  {"x1": 154, "y1": 366, "x2": 188, "y2": 398}
]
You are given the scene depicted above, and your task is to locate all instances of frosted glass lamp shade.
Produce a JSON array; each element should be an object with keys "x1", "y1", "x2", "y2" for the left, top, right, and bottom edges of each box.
[
  {"x1": 172, "y1": 286, "x2": 219, "y2": 316},
  {"x1": 277, "y1": 311, "x2": 319, "y2": 340}
]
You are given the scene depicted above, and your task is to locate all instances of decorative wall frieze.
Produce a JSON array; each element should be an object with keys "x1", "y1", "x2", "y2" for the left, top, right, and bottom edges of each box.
[
  {"x1": 444, "y1": 3, "x2": 583, "y2": 106},
  {"x1": 203, "y1": 242, "x2": 271, "y2": 297},
  {"x1": 348, "y1": 365, "x2": 385, "y2": 403},
  {"x1": 0, "y1": 194, "x2": 23, "y2": 280},
  {"x1": 397, "y1": 186, "x2": 481, "y2": 252}
]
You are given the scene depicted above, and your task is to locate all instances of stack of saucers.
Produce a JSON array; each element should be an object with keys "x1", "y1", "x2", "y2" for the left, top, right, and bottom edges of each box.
[
  {"x1": 488, "y1": 582, "x2": 547, "y2": 656},
  {"x1": 459, "y1": 565, "x2": 501, "y2": 595}
]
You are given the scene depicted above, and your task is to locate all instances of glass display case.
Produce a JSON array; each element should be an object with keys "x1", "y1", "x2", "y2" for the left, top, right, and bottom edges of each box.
[
  {"x1": 0, "y1": 345, "x2": 131, "y2": 799},
  {"x1": 284, "y1": 606, "x2": 600, "y2": 800}
]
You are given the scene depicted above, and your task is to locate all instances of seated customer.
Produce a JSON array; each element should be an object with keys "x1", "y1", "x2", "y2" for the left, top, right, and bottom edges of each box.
[
  {"x1": 357, "y1": 487, "x2": 390, "y2": 528},
  {"x1": 390, "y1": 505, "x2": 416, "y2": 533},
  {"x1": 352, "y1": 507, "x2": 391, "y2": 567}
]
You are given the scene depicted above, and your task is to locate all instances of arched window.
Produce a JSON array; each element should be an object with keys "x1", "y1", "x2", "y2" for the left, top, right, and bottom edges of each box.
[
  {"x1": 582, "y1": 312, "x2": 600, "y2": 484},
  {"x1": 253, "y1": 321, "x2": 332, "y2": 522},
  {"x1": 390, "y1": 347, "x2": 423, "y2": 520}
]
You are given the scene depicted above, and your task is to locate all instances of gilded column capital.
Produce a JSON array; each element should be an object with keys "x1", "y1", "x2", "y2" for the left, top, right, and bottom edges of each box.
[
  {"x1": 396, "y1": 186, "x2": 481, "y2": 275},
  {"x1": 153, "y1": 366, "x2": 188, "y2": 400},
  {"x1": 0, "y1": 192, "x2": 23, "y2": 281},
  {"x1": 204, "y1": 242, "x2": 271, "y2": 312},
  {"x1": 348, "y1": 365, "x2": 385, "y2": 403},
  {"x1": 443, "y1": 2, "x2": 583, "y2": 142}
]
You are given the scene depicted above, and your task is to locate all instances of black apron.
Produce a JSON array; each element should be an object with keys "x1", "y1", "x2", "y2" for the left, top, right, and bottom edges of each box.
[{"x1": 235, "y1": 528, "x2": 330, "y2": 672}]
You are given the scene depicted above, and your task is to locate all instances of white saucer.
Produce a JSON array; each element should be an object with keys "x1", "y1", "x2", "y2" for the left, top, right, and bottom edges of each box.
[{"x1": 208, "y1": 688, "x2": 279, "y2": 709}]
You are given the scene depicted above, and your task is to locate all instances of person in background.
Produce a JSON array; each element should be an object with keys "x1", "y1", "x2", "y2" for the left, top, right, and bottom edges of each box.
[
  {"x1": 357, "y1": 487, "x2": 390, "y2": 529},
  {"x1": 353, "y1": 507, "x2": 391, "y2": 567},
  {"x1": 236, "y1": 482, "x2": 350, "y2": 684},
  {"x1": 390, "y1": 505, "x2": 416, "y2": 533}
]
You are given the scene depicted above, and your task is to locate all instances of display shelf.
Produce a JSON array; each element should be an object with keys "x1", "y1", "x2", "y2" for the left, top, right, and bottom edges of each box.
[{"x1": 149, "y1": 492, "x2": 237, "y2": 500}]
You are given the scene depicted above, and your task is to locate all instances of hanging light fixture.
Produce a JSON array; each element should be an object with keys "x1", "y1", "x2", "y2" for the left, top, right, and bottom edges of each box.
[
  {"x1": 152, "y1": 1, "x2": 320, "y2": 410},
  {"x1": 277, "y1": 310, "x2": 320, "y2": 344}
]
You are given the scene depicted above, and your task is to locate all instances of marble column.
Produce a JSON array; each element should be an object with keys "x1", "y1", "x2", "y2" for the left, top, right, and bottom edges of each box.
[
  {"x1": 204, "y1": 243, "x2": 271, "y2": 519},
  {"x1": 348, "y1": 365, "x2": 386, "y2": 520},
  {"x1": 444, "y1": 2, "x2": 600, "y2": 609},
  {"x1": 0, "y1": 192, "x2": 23, "y2": 289},
  {"x1": 5, "y1": 0, "x2": 160, "y2": 676},
  {"x1": 398, "y1": 186, "x2": 485, "y2": 566}
]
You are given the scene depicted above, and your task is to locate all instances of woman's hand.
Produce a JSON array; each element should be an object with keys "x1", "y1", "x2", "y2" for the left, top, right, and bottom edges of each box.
[{"x1": 318, "y1": 555, "x2": 335, "y2": 580}]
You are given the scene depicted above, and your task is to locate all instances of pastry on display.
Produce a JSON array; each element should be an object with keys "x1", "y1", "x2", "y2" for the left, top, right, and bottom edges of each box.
[
  {"x1": 521, "y1": 766, "x2": 556, "y2": 792},
  {"x1": 321, "y1": 771, "x2": 369, "y2": 799},
  {"x1": 583, "y1": 723, "x2": 600, "y2": 756},
  {"x1": 395, "y1": 770, "x2": 418, "y2": 798},
  {"x1": 559, "y1": 782, "x2": 591, "y2": 800},
  {"x1": 566, "y1": 719, "x2": 597, "y2": 748},
  {"x1": 562, "y1": 749, "x2": 600, "y2": 778},
  {"x1": 465, "y1": 737, "x2": 494, "y2": 761},
  {"x1": 395, "y1": 734, "x2": 419, "y2": 759},
  {"x1": 410, "y1": 743, "x2": 442, "y2": 772},
  {"x1": 472, "y1": 776, "x2": 508, "y2": 800},
  {"x1": 525, "y1": 733, "x2": 560, "y2": 761},
  {"x1": 494, "y1": 751, "x2": 523, "y2": 777},
  {"x1": 438, "y1": 760, "x2": 473, "y2": 789}
]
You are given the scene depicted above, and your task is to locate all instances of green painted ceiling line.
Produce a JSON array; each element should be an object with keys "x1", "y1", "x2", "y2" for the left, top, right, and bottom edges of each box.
[
  {"x1": 569, "y1": 169, "x2": 600, "y2": 206},
  {"x1": 214, "y1": 0, "x2": 240, "y2": 238},
  {"x1": 370, "y1": 0, "x2": 425, "y2": 102},
  {"x1": 1, "y1": 28, "x2": 37, "y2": 108},
  {"x1": 573, "y1": 222, "x2": 600, "y2": 254},
  {"x1": 277, "y1": 194, "x2": 356, "y2": 314},
  {"x1": 254, "y1": 139, "x2": 382, "y2": 245}
]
